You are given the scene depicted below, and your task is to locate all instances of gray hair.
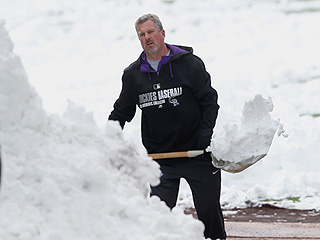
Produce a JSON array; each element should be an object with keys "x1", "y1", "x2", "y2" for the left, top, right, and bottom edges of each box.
[{"x1": 135, "y1": 13, "x2": 163, "y2": 32}]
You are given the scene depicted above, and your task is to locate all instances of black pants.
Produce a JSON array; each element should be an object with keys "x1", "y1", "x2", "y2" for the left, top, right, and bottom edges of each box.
[{"x1": 150, "y1": 154, "x2": 226, "y2": 239}]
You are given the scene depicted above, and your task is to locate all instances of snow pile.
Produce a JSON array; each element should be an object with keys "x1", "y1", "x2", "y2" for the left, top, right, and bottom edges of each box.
[
  {"x1": 0, "y1": 21, "x2": 204, "y2": 240},
  {"x1": 211, "y1": 95, "x2": 286, "y2": 173}
]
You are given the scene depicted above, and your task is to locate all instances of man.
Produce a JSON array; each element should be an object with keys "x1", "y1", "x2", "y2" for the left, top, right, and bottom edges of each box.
[{"x1": 109, "y1": 13, "x2": 226, "y2": 239}]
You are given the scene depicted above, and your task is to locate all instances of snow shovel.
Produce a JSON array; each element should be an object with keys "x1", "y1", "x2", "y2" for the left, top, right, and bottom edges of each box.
[{"x1": 148, "y1": 150, "x2": 267, "y2": 173}]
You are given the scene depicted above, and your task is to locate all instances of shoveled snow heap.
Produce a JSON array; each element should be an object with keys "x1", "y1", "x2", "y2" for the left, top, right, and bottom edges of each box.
[
  {"x1": 0, "y1": 21, "x2": 204, "y2": 240},
  {"x1": 211, "y1": 94, "x2": 287, "y2": 173}
]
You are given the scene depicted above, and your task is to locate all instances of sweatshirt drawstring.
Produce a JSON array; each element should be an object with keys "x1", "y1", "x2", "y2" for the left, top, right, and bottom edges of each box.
[
  {"x1": 146, "y1": 62, "x2": 173, "y2": 80},
  {"x1": 169, "y1": 62, "x2": 174, "y2": 79}
]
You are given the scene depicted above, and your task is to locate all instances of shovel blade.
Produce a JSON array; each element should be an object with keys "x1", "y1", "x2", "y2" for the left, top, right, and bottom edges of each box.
[{"x1": 210, "y1": 153, "x2": 267, "y2": 173}]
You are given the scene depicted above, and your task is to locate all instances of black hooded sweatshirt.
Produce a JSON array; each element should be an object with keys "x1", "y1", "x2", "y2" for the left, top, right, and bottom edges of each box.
[{"x1": 109, "y1": 44, "x2": 219, "y2": 154}]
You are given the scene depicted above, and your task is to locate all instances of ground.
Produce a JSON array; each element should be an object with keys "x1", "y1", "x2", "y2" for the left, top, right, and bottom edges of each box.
[
  {"x1": 184, "y1": 205, "x2": 320, "y2": 239},
  {"x1": 184, "y1": 204, "x2": 320, "y2": 223}
]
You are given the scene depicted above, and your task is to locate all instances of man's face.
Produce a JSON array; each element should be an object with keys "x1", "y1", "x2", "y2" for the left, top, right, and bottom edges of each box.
[{"x1": 137, "y1": 20, "x2": 165, "y2": 56}]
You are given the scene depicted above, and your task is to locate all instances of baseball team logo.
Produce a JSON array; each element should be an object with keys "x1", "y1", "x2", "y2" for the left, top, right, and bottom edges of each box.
[{"x1": 169, "y1": 97, "x2": 179, "y2": 107}]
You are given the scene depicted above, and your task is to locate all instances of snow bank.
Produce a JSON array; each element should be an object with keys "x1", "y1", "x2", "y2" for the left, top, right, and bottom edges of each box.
[
  {"x1": 0, "y1": 21, "x2": 204, "y2": 240},
  {"x1": 211, "y1": 95, "x2": 286, "y2": 173}
]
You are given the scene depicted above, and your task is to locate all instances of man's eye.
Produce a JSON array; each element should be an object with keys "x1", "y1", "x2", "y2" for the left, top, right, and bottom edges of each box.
[{"x1": 139, "y1": 33, "x2": 145, "y2": 38}]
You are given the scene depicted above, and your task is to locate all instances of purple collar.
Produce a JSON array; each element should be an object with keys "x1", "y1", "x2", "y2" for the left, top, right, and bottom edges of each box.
[{"x1": 140, "y1": 44, "x2": 188, "y2": 73}]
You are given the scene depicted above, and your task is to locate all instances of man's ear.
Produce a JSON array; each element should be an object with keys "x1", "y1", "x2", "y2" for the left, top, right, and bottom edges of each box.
[{"x1": 161, "y1": 29, "x2": 165, "y2": 39}]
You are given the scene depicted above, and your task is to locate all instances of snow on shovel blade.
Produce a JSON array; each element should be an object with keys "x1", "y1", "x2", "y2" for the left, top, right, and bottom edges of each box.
[{"x1": 209, "y1": 94, "x2": 288, "y2": 173}]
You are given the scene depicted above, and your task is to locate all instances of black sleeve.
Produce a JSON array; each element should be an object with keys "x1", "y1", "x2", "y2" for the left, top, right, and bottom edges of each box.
[
  {"x1": 191, "y1": 56, "x2": 220, "y2": 149},
  {"x1": 108, "y1": 71, "x2": 137, "y2": 129}
]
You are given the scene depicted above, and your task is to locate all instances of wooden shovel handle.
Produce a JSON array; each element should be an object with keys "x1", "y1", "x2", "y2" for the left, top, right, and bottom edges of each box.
[{"x1": 148, "y1": 150, "x2": 204, "y2": 159}]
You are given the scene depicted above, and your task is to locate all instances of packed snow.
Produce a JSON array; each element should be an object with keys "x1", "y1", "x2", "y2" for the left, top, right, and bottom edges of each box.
[
  {"x1": 1, "y1": 0, "x2": 320, "y2": 239},
  {"x1": 211, "y1": 94, "x2": 286, "y2": 173}
]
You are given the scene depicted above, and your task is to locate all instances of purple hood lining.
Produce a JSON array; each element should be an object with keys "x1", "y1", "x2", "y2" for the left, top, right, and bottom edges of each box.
[{"x1": 140, "y1": 44, "x2": 188, "y2": 80}]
